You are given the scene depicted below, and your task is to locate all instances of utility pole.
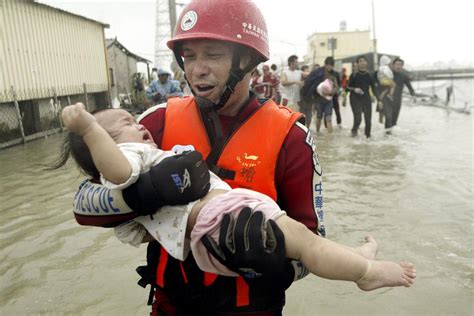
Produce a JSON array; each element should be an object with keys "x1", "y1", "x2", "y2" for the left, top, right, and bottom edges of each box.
[
  {"x1": 372, "y1": 0, "x2": 378, "y2": 71},
  {"x1": 154, "y1": 0, "x2": 175, "y2": 72},
  {"x1": 329, "y1": 37, "x2": 337, "y2": 58},
  {"x1": 155, "y1": 0, "x2": 185, "y2": 80}
]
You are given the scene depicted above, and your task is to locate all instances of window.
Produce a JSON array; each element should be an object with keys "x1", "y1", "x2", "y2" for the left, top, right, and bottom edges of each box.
[
  {"x1": 328, "y1": 38, "x2": 337, "y2": 50},
  {"x1": 109, "y1": 68, "x2": 115, "y2": 87}
]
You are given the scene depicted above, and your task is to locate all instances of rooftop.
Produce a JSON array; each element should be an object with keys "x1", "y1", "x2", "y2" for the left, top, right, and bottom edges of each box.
[
  {"x1": 106, "y1": 38, "x2": 152, "y2": 64},
  {"x1": 33, "y1": 0, "x2": 110, "y2": 28}
]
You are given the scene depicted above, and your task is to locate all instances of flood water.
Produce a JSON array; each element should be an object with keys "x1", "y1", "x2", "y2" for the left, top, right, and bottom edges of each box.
[{"x1": 1, "y1": 97, "x2": 472, "y2": 315}]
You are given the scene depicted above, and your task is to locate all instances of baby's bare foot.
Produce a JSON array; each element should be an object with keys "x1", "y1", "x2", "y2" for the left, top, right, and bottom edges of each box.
[
  {"x1": 357, "y1": 261, "x2": 416, "y2": 291},
  {"x1": 356, "y1": 235, "x2": 379, "y2": 260}
]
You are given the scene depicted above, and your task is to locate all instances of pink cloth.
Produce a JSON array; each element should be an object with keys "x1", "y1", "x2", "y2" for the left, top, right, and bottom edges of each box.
[
  {"x1": 190, "y1": 188, "x2": 286, "y2": 276},
  {"x1": 317, "y1": 79, "x2": 334, "y2": 100}
]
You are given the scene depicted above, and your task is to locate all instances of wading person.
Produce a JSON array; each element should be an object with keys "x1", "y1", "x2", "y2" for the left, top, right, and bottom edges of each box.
[
  {"x1": 323, "y1": 58, "x2": 343, "y2": 128},
  {"x1": 68, "y1": 0, "x2": 326, "y2": 314},
  {"x1": 262, "y1": 64, "x2": 278, "y2": 101},
  {"x1": 280, "y1": 55, "x2": 304, "y2": 112},
  {"x1": 302, "y1": 57, "x2": 339, "y2": 133},
  {"x1": 347, "y1": 56, "x2": 379, "y2": 138},
  {"x1": 146, "y1": 68, "x2": 184, "y2": 104},
  {"x1": 270, "y1": 63, "x2": 282, "y2": 103},
  {"x1": 392, "y1": 58, "x2": 415, "y2": 127}
]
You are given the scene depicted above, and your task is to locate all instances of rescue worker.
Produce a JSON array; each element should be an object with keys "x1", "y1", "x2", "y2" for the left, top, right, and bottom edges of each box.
[
  {"x1": 72, "y1": 0, "x2": 324, "y2": 314},
  {"x1": 146, "y1": 68, "x2": 184, "y2": 104}
]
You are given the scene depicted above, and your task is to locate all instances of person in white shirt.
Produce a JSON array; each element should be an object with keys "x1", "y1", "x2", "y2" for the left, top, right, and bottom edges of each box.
[{"x1": 280, "y1": 55, "x2": 304, "y2": 112}]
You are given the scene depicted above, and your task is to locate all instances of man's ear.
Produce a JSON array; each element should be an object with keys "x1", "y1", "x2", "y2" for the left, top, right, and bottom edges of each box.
[{"x1": 239, "y1": 48, "x2": 260, "y2": 70}]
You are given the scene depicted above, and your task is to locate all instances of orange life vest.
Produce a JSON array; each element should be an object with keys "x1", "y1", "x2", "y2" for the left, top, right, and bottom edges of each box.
[
  {"x1": 157, "y1": 96, "x2": 302, "y2": 310},
  {"x1": 161, "y1": 96, "x2": 302, "y2": 201}
]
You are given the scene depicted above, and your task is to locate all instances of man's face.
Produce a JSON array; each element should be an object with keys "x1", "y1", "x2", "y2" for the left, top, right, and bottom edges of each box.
[
  {"x1": 352, "y1": 63, "x2": 358, "y2": 72},
  {"x1": 182, "y1": 39, "x2": 234, "y2": 102},
  {"x1": 357, "y1": 58, "x2": 368, "y2": 71},
  {"x1": 393, "y1": 61, "x2": 404, "y2": 72},
  {"x1": 289, "y1": 59, "x2": 298, "y2": 70},
  {"x1": 324, "y1": 64, "x2": 334, "y2": 72},
  {"x1": 181, "y1": 39, "x2": 251, "y2": 113},
  {"x1": 158, "y1": 74, "x2": 168, "y2": 84}
]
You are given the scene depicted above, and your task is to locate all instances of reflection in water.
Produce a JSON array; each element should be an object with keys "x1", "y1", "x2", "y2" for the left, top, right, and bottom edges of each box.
[{"x1": 0, "y1": 104, "x2": 472, "y2": 315}]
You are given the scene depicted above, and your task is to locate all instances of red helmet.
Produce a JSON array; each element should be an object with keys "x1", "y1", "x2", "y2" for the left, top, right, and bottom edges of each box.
[{"x1": 167, "y1": 0, "x2": 269, "y2": 61}]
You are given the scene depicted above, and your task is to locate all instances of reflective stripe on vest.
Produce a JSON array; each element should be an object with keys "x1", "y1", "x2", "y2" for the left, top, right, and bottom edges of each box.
[
  {"x1": 162, "y1": 96, "x2": 302, "y2": 200},
  {"x1": 235, "y1": 276, "x2": 250, "y2": 307},
  {"x1": 156, "y1": 247, "x2": 168, "y2": 288},
  {"x1": 203, "y1": 272, "x2": 218, "y2": 286}
]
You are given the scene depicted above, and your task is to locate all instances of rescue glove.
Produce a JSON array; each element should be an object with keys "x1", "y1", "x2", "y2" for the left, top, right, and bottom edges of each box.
[
  {"x1": 152, "y1": 92, "x2": 162, "y2": 103},
  {"x1": 123, "y1": 150, "x2": 210, "y2": 215},
  {"x1": 201, "y1": 207, "x2": 294, "y2": 288}
]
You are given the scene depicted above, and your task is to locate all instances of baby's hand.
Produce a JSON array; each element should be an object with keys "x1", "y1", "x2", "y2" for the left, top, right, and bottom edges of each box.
[{"x1": 61, "y1": 103, "x2": 97, "y2": 135}]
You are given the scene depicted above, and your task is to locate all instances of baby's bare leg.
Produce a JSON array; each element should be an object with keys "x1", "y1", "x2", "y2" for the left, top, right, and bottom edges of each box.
[
  {"x1": 341, "y1": 235, "x2": 378, "y2": 260},
  {"x1": 275, "y1": 216, "x2": 416, "y2": 290},
  {"x1": 276, "y1": 216, "x2": 369, "y2": 282}
]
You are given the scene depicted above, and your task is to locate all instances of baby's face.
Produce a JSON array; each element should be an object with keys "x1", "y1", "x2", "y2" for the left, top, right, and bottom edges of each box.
[{"x1": 95, "y1": 109, "x2": 156, "y2": 146}]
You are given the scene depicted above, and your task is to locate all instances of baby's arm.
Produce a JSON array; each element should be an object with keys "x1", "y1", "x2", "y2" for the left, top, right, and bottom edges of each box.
[{"x1": 61, "y1": 103, "x2": 132, "y2": 184}]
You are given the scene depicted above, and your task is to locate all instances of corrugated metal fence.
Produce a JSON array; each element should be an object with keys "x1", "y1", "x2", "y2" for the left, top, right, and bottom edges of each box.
[
  {"x1": 0, "y1": 84, "x2": 105, "y2": 150},
  {"x1": 0, "y1": 0, "x2": 110, "y2": 149}
]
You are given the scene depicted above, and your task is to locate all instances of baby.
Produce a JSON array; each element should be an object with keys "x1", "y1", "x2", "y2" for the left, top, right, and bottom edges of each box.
[
  {"x1": 61, "y1": 103, "x2": 416, "y2": 291},
  {"x1": 317, "y1": 78, "x2": 335, "y2": 100},
  {"x1": 378, "y1": 55, "x2": 396, "y2": 102}
]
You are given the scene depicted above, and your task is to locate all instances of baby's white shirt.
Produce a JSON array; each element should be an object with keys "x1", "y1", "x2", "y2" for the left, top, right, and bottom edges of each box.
[
  {"x1": 106, "y1": 142, "x2": 231, "y2": 260},
  {"x1": 100, "y1": 142, "x2": 175, "y2": 190}
]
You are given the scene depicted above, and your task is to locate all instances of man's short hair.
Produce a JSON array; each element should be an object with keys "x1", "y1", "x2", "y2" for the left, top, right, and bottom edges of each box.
[
  {"x1": 324, "y1": 57, "x2": 335, "y2": 66},
  {"x1": 392, "y1": 57, "x2": 404, "y2": 65},
  {"x1": 288, "y1": 55, "x2": 298, "y2": 66},
  {"x1": 271, "y1": 64, "x2": 277, "y2": 71},
  {"x1": 356, "y1": 55, "x2": 368, "y2": 63}
]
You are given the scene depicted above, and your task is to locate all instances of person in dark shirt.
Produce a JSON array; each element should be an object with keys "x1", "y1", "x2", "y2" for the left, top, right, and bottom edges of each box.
[
  {"x1": 347, "y1": 62, "x2": 358, "y2": 110},
  {"x1": 300, "y1": 57, "x2": 339, "y2": 132},
  {"x1": 324, "y1": 57, "x2": 342, "y2": 127},
  {"x1": 392, "y1": 58, "x2": 415, "y2": 127},
  {"x1": 347, "y1": 55, "x2": 378, "y2": 138}
]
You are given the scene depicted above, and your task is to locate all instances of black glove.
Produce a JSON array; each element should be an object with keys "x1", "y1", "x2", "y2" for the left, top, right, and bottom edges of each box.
[
  {"x1": 152, "y1": 92, "x2": 162, "y2": 103},
  {"x1": 201, "y1": 207, "x2": 294, "y2": 287},
  {"x1": 123, "y1": 150, "x2": 210, "y2": 215}
]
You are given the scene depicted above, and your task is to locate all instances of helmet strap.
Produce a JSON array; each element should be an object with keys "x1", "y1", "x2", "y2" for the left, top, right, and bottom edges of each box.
[
  {"x1": 215, "y1": 46, "x2": 262, "y2": 110},
  {"x1": 173, "y1": 47, "x2": 185, "y2": 71}
]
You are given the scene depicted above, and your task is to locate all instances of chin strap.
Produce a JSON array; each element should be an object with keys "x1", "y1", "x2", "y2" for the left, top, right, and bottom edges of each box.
[
  {"x1": 214, "y1": 46, "x2": 263, "y2": 110},
  {"x1": 194, "y1": 96, "x2": 236, "y2": 180}
]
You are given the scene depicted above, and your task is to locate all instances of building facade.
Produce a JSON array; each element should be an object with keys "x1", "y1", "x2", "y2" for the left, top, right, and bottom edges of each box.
[
  {"x1": 0, "y1": 0, "x2": 109, "y2": 148},
  {"x1": 106, "y1": 38, "x2": 151, "y2": 108},
  {"x1": 306, "y1": 30, "x2": 373, "y2": 66}
]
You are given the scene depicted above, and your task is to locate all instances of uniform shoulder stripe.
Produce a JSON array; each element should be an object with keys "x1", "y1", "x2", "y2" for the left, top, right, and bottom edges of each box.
[
  {"x1": 295, "y1": 121, "x2": 309, "y2": 133},
  {"x1": 137, "y1": 103, "x2": 167, "y2": 122}
]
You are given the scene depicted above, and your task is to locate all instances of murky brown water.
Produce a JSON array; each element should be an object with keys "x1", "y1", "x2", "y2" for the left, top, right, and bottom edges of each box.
[{"x1": 1, "y1": 102, "x2": 472, "y2": 315}]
